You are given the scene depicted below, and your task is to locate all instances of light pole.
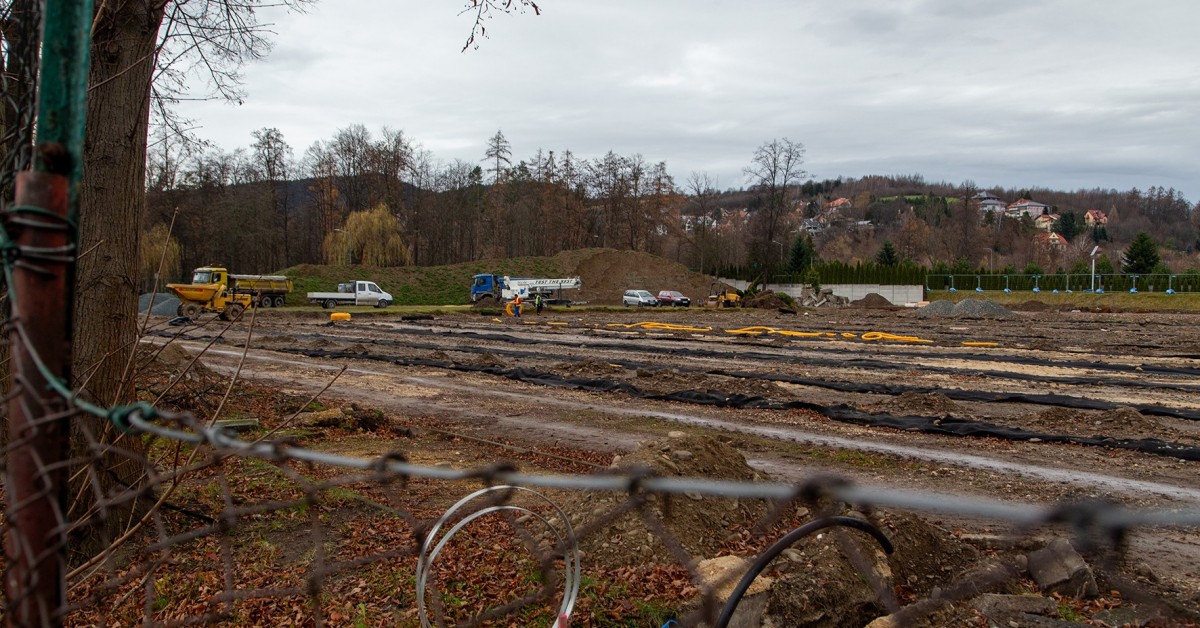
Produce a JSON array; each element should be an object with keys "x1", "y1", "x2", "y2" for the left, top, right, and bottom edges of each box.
[
  {"x1": 1089, "y1": 245, "x2": 1101, "y2": 292},
  {"x1": 770, "y1": 240, "x2": 785, "y2": 266}
]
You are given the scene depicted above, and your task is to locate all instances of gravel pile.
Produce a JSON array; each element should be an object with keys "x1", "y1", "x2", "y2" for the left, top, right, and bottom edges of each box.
[
  {"x1": 139, "y1": 292, "x2": 181, "y2": 316},
  {"x1": 913, "y1": 300, "x2": 956, "y2": 317},
  {"x1": 951, "y1": 298, "x2": 1015, "y2": 319},
  {"x1": 914, "y1": 298, "x2": 1015, "y2": 319}
]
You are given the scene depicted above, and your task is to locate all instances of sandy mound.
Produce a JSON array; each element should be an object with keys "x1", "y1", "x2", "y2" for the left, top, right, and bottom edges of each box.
[
  {"x1": 851, "y1": 293, "x2": 894, "y2": 309},
  {"x1": 558, "y1": 248, "x2": 716, "y2": 306}
]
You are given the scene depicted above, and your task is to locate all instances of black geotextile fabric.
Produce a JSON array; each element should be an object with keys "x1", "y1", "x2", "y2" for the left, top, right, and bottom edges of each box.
[
  {"x1": 378, "y1": 326, "x2": 1200, "y2": 385},
  {"x1": 288, "y1": 349, "x2": 1200, "y2": 462},
  {"x1": 394, "y1": 326, "x2": 1200, "y2": 378},
  {"x1": 261, "y1": 336, "x2": 1200, "y2": 418}
]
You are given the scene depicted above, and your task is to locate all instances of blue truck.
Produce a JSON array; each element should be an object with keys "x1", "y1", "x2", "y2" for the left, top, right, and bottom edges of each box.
[{"x1": 470, "y1": 274, "x2": 582, "y2": 305}]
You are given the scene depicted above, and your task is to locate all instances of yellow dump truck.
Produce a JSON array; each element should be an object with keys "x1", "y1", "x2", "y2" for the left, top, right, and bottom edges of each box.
[{"x1": 167, "y1": 266, "x2": 292, "y2": 320}]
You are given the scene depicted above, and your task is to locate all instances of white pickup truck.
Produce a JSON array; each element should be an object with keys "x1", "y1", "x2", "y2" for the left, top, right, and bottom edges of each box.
[{"x1": 307, "y1": 281, "x2": 394, "y2": 309}]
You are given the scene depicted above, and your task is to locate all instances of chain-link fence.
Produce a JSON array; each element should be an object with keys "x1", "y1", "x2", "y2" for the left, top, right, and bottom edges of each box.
[{"x1": 5, "y1": 1, "x2": 1200, "y2": 626}]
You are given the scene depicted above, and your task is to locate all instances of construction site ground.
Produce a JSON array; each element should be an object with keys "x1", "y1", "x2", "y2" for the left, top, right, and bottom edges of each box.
[{"x1": 144, "y1": 302, "x2": 1200, "y2": 624}]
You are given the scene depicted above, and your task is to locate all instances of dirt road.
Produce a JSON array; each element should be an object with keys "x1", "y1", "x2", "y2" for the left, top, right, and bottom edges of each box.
[{"x1": 148, "y1": 303, "x2": 1200, "y2": 609}]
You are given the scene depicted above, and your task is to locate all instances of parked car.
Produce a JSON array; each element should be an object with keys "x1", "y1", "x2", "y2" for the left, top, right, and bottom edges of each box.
[
  {"x1": 622, "y1": 289, "x2": 659, "y2": 306},
  {"x1": 656, "y1": 290, "x2": 691, "y2": 307}
]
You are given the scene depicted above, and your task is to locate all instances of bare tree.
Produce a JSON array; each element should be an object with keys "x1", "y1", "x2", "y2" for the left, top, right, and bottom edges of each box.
[
  {"x1": 460, "y1": 0, "x2": 541, "y2": 51},
  {"x1": 484, "y1": 129, "x2": 512, "y2": 183},
  {"x1": 744, "y1": 138, "x2": 807, "y2": 263},
  {"x1": 250, "y1": 127, "x2": 294, "y2": 268}
]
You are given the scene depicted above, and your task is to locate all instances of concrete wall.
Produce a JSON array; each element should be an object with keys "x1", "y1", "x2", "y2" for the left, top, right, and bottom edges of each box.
[{"x1": 717, "y1": 279, "x2": 925, "y2": 306}]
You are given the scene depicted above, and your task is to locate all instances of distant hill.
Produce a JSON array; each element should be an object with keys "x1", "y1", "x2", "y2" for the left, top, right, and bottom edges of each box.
[{"x1": 281, "y1": 248, "x2": 718, "y2": 306}]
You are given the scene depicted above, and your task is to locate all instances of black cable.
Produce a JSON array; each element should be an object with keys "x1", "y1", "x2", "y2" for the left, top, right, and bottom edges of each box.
[{"x1": 715, "y1": 516, "x2": 893, "y2": 628}]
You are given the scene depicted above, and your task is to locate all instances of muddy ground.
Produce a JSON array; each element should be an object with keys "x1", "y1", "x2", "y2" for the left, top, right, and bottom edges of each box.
[{"x1": 144, "y1": 302, "x2": 1200, "y2": 624}]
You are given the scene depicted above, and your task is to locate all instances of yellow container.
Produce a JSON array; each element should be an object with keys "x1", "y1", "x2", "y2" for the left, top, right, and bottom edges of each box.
[{"x1": 330, "y1": 312, "x2": 351, "y2": 321}]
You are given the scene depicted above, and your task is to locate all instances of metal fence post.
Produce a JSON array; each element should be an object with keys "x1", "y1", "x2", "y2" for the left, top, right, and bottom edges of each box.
[
  {"x1": 5, "y1": 171, "x2": 72, "y2": 626},
  {"x1": 3, "y1": 0, "x2": 92, "y2": 624}
]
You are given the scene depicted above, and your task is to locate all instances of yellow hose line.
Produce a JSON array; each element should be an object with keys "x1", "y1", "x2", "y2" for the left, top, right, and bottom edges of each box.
[
  {"x1": 593, "y1": 321, "x2": 937, "y2": 345},
  {"x1": 725, "y1": 326, "x2": 777, "y2": 335},
  {"x1": 547, "y1": 321, "x2": 569, "y2": 326},
  {"x1": 771, "y1": 330, "x2": 823, "y2": 338},
  {"x1": 606, "y1": 321, "x2": 713, "y2": 332},
  {"x1": 860, "y1": 331, "x2": 933, "y2": 343},
  {"x1": 962, "y1": 341, "x2": 999, "y2": 347}
]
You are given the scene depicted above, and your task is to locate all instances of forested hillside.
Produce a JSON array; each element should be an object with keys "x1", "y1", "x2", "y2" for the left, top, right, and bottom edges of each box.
[{"x1": 142, "y1": 126, "x2": 1200, "y2": 284}]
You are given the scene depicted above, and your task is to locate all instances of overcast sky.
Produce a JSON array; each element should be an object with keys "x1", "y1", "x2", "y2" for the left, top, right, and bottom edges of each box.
[{"x1": 175, "y1": 0, "x2": 1200, "y2": 202}]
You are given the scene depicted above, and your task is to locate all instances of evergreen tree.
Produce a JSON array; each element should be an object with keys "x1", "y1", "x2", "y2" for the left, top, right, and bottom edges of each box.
[
  {"x1": 875, "y1": 240, "x2": 900, "y2": 266},
  {"x1": 787, "y1": 234, "x2": 817, "y2": 272},
  {"x1": 1054, "y1": 211, "x2": 1081, "y2": 241},
  {"x1": 1122, "y1": 231, "x2": 1161, "y2": 274}
]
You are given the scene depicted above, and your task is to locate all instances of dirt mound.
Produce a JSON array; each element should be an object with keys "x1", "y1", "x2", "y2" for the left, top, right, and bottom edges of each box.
[
  {"x1": 742, "y1": 290, "x2": 792, "y2": 310},
  {"x1": 1019, "y1": 406, "x2": 1183, "y2": 441},
  {"x1": 851, "y1": 293, "x2": 894, "y2": 309},
  {"x1": 871, "y1": 392, "x2": 961, "y2": 417},
  {"x1": 558, "y1": 248, "x2": 715, "y2": 306},
  {"x1": 1092, "y1": 406, "x2": 1180, "y2": 441},
  {"x1": 764, "y1": 510, "x2": 980, "y2": 626},
  {"x1": 560, "y1": 434, "x2": 769, "y2": 567}
]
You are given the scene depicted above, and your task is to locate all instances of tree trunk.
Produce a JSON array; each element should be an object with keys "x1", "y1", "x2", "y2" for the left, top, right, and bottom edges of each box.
[{"x1": 68, "y1": 0, "x2": 165, "y2": 561}]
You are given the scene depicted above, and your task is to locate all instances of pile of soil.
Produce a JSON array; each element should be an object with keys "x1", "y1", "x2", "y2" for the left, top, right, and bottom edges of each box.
[
  {"x1": 870, "y1": 392, "x2": 961, "y2": 417},
  {"x1": 559, "y1": 249, "x2": 717, "y2": 306},
  {"x1": 558, "y1": 434, "x2": 769, "y2": 567},
  {"x1": 742, "y1": 290, "x2": 792, "y2": 310},
  {"x1": 1018, "y1": 406, "x2": 1186, "y2": 442},
  {"x1": 764, "y1": 510, "x2": 980, "y2": 627},
  {"x1": 851, "y1": 293, "x2": 894, "y2": 309}
]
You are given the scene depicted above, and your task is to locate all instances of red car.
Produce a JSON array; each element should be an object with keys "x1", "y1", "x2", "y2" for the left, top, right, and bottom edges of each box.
[{"x1": 656, "y1": 290, "x2": 691, "y2": 307}]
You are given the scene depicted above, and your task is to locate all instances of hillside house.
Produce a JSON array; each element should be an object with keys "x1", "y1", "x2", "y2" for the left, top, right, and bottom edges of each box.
[
  {"x1": 1006, "y1": 199, "x2": 1051, "y2": 219},
  {"x1": 829, "y1": 197, "x2": 853, "y2": 210},
  {"x1": 1034, "y1": 214, "x2": 1060, "y2": 232},
  {"x1": 979, "y1": 198, "x2": 1008, "y2": 214},
  {"x1": 681, "y1": 214, "x2": 718, "y2": 233},
  {"x1": 1084, "y1": 209, "x2": 1109, "y2": 226},
  {"x1": 1034, "y1": 232, "x2": 1067, "y2": 249}
]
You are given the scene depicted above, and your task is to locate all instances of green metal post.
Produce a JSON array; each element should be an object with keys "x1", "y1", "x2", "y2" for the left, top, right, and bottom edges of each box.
[{"x1": 4, "y1": 1, "x2": 93, "y2": 626}]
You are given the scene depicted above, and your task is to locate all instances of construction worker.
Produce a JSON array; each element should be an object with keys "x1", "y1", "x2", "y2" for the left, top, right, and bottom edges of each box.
[
  {"x1": 512, "y1": 293, "x2": 523, "y2": 318},
  {"x1": 534, "y1": 293, "x2": 544, "y2": 315}
]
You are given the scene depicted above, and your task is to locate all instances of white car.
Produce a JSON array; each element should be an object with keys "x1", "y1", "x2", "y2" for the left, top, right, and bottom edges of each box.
[{"x1": 622, "y1": 289, "x2": 659, "y2": 306}]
